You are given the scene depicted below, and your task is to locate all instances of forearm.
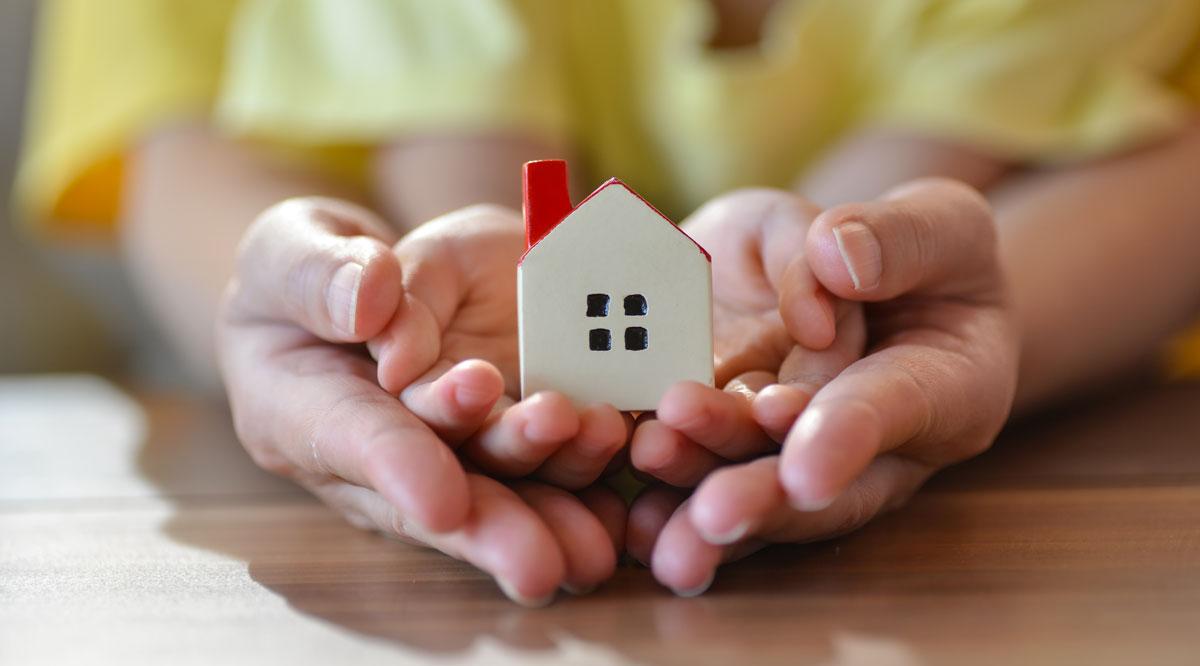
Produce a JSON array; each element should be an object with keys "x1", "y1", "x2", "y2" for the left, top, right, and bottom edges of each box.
[
  {"x1": 121, "y1": 124, "x2": 365, "y2": 387},
  {"x1": 993, "y1": 121, "x2": 1200, "y2": 413},
  {"x1": 797, "y1": 128, "x2": 1011, "y2": 206},
  {"x1": 372, "y1": 133, "x2": 569, "y2": 232}
]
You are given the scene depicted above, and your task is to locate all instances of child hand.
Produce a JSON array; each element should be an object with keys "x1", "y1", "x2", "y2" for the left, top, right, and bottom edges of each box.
[
  {"x1": 630, "y1": 190, "x2": 866, "y2": 487},
  {"x1": 367, "y1": 205, "x2": 631, "y2": 490},
  {"x1": 631, "y1": 180, "x2": 1019, "y2": 595},
  {"x1": 218, "y1": 198, "x2": 625, "y2": 604}
]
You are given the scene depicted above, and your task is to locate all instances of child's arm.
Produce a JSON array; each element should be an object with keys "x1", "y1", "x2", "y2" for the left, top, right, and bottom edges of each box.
[
  {"x1": 798, "y1": 128, "x2": 1011, "y2": 207},
  {"x1": 371, "y1": 133, "x2": 569, "y2": 231}
]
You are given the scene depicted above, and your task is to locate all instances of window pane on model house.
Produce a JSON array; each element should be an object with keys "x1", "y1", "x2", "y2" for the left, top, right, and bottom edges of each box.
[
  {"x1": 589, "y1": 328, "x2": 612, "y2": 351},
  {"x1": 625, "y1": 326, "x2": 648, "y2": 351},
  {"x1": 587, "y1": 294, "x2": 609, "y2": 317}
]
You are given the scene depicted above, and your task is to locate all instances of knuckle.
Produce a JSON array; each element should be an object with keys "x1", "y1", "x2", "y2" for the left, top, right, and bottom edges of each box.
[
  {"x1": 285, "y1": 247, "x2": 329, "y2": 316},
  {"x1": 830, "y1": 484, "x2": 883, "y2": 537},
  {"x1": 437, "y1": 203, "x2": 520, "y2": 233},
  {"x1": 341, "y1": 508, "x2": 376, "y2": 532},
  {"x1": 215, "y1": 278, "x2": 249, "y2": 328},
  {"x1": 960, "y1": 432, "x2": 997, "y2": 460},
  {"x1": 718, "y1": 188, "x2": 823, "y2": 222},
  {"x1": 824, "y1": 201, "x2": 873, "y2": 225},
  {"x1": 229, "y1": 409, "x2": 293, "y2": 476},
  {"x1": 457, "y1": 202, "x2": 517, "y2": 220},
  {"x1": 342, "y1": 235, "x2": 390, "y2": 263},
  {"x1": 244, "y1": 439, "x2": 294, "y2": 477}
]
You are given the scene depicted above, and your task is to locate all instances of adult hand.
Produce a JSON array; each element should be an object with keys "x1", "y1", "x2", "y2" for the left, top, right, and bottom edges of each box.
[
  {"x1": 218, "y1": 198, "x2": 625, "y2": 604},
  {"x1": 633, "y1": 180, "x2": 1019, "y2": 595}
]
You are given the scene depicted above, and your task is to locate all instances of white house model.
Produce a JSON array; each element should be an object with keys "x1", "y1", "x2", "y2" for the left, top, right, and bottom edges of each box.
[{"x1": 518, "y1": 160, "x2": 714, "y2": 411}]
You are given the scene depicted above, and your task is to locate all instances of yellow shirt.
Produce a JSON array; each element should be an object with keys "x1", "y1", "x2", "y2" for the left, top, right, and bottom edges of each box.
[{"x1": 14, "y1": 0, "x2": 1200, "y2": 373}]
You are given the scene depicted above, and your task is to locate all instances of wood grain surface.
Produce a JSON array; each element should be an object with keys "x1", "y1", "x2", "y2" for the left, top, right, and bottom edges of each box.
[{"x1": 2, "y1": 375, "x2": 1198, "y2": 665}]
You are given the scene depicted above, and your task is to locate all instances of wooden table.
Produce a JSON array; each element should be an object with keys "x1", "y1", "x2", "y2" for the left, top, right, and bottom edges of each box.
[{"x1": 2, "y1": 375, "x2": 1199, "y2": 665}]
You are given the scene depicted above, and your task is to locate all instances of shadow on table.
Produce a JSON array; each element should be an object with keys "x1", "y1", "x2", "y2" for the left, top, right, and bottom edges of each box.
[
  {"x1": 136, "y1": 380, "x2": 1200, "y2": 661},
  {"x1": 128, "y1": 389, "x2": 870, "y2": 661}
]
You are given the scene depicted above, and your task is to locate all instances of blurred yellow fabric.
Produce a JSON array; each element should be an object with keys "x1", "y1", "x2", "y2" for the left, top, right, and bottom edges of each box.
[{"x1": 13, "y1": 0, "x2": 1200, "y2": 369}]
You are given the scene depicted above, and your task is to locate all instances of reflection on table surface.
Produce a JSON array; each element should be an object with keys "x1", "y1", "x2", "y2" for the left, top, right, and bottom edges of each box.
[{"x1": 3, "y1": 375, "x2": 1199, "y2": 665}]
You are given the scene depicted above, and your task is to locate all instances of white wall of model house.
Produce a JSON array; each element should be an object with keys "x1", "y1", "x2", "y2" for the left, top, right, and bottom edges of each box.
[{"x1": 518, "y1": 182, "x2": 714, "y2": 411}]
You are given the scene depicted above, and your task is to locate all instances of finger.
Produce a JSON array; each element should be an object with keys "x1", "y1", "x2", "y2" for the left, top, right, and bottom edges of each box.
[
  {"x1": 687, "y1": 456, "x2": 784, "y2": 545},
  {"x1": 369, "y1": 293, "x2": 443, "y2": 395},
  {"x1": 755, "y1": 455, "x2": 931, "y2": 543},
  {"x1": 577, "y1": 484, "x2": 629, "y2": 556},
  {"x1": 393, "y1": 204, "x2": 524, "y2": 329},
  {"x1": 777, "y1": 260, "x2": 838, "y2": 350},
  {"x1": 535, "y1": 403, "x2": 630, "y2": 490},
  {"x1": 655, "y1": 381, "x2": 775, "y2": 461},
  {"x1": 397, "y1": 359, "x2": 506, "y2": 443},
  {"x1": 653, "y1": 455, "x2": 928, "y2": 592},
  {"x1": 755, "y1": 301, "x2": 866, "y2": 441},
  {"x1": 232, "y1": 197, "x2": 402, "y2": 341},
  {"x1": 221, "y1": 330, "x2": 470, "y2": 533},
  {"x1": 649, "y1": 501, "x2": 727, "y2": 597},
  {"x1": 805, "y1": 178, "x2": 1001, "y2": 301},
  {"x1": 779, "y1": 333, "x2": 1013, "y2": 510},
  {"x1": 331, "y1": 475, "x2": 566, "y2": 607},
  {"x1": 515, "y1": 483, "x2": 619, "y2": 595},
  {"x1": 371, "y1": 205, "x2": 523, "y2": 394},
  {"x1": 308, "y1": 388, "x2": 472, "y2": 533},
  {"x1": 724, "y1": 370, "x2": 805, "y2": 443},
  {"x1": 461, "y1": 392, "x2": 581, "y2": 477},
  {"x1": 626, "y1": 486, "x2": 687, "y2": 566},
  {"x1": 750, "y1": 384, "x2": 811, "y2": 443},
  {"x1": 630, "y1": 417, "x2": 726, "y2": 487}
]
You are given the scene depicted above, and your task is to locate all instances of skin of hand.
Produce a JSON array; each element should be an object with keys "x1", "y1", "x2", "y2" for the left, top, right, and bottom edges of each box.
[
  {"x1": 217, "y1": 197, "x2": 628, "y2": 605},
  {"x1": 366, "y1": 205, "x2": 632, "y2": 489},
  {"x1": 630, "y1": 179, "x2": 1019, "y2": 596},
  {"x1": 630, "y1": 190, "x2": 867, "y2": 488}
]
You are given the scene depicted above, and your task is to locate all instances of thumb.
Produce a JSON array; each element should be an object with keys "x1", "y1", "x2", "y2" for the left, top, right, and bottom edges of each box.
[
  {"x1": 805, "y1": 179, "x2": 1001, "y2": 302},
  {"x1": 231, "y1": 197, "x2": 403, "y2": 342}
]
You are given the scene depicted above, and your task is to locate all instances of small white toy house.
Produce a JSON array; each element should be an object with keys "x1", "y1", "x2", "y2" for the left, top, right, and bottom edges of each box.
[{"x1": 518, "y1": 160, "x2": 714, "y2": 411}]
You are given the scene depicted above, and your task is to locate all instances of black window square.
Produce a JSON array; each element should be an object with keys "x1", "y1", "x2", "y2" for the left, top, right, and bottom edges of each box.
[
  {"x1": 624, "y1": 326, "x2": 648, "y2": 351},
  {"x1": 623, "y1": 294, "x2": 648, "y2": 316},
  {"x1": 589, "y1": 328, "x2": 612, "y2": 351},
  {"x1": 587, "y1": 294, "x2": 610, "y2": 317}
]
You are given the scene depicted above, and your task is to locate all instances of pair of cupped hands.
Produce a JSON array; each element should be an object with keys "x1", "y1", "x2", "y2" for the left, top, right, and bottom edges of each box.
[{"x1": 218, "y1": 180, "x2": 1018, "y2": 606}]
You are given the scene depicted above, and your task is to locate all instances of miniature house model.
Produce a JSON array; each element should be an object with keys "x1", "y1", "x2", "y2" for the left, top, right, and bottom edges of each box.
[{"x1": 518, "y1": 160, "x2": 714, "y2": 411}]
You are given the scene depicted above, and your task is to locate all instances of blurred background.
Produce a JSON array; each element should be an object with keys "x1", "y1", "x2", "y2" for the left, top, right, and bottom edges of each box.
[{"x1": 0, "y1": 0, "x2": 179, "y2": 385}]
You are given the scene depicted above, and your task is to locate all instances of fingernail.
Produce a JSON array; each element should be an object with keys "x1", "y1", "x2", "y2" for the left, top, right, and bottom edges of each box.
[
  {"x1": 498, "y1": 579, "x2": 556, "y2": 608},
  {"x1": 780, "y1": 412, "x2": 835, "y2": 512},
  {"x1": 789, "y1": 494, "x2": 835, "y2": 512},
  {"x1": 561, "y1": 582, "x2": 598, "y2": 596},
  {"x1": 328, "y1": 262, "x2": 364, "y2": 337},
  {"x1": 832, "y1": 222, "x2": 882, "y2": 291},
  {"x1": 671, "y1": 572, "x2": 715, "y2": 598},
  {"x1": 701, "y1": 520, "x2": 751, "y2": 546}
]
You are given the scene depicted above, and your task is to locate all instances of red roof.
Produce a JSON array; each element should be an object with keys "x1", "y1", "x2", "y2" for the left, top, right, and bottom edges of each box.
[{"x1": 521, "y1": 161, "x2": 710, "y2": 265}]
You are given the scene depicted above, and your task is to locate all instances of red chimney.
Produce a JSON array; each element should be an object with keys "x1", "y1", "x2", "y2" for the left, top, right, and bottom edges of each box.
[{"x1": 523, "y1": 160, "x2": 573, "y2": 250}]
